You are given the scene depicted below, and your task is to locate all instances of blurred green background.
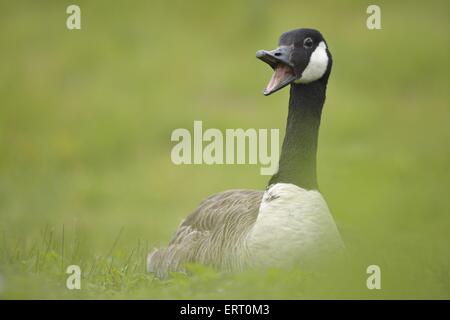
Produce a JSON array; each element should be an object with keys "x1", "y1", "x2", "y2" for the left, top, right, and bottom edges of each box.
[{"x1": 0, "y1": 0, "x2": 449, "y2": 299}]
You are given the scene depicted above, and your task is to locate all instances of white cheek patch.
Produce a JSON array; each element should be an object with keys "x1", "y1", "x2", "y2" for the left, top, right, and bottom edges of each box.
[{"x1": 295, "y1": 41, "x2": 329, "y2": 84}]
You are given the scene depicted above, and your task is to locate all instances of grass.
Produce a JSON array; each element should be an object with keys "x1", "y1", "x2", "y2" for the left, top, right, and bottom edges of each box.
[{"x1": 0, "y1": 0, "x2": 449, "y2": 299}]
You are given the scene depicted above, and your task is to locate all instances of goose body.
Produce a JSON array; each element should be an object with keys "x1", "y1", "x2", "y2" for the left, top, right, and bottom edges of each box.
[
  {"x1": 148, "y1": 28, "x2": 344, "y2": 278},
  {"x1": 247, "y1": 183, "x2": 344, "y2": 268}
]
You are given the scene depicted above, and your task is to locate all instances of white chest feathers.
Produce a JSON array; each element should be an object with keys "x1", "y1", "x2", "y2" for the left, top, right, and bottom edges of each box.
[{"x1": 246, "y1": 183, "x2": 344, "y2": 268}]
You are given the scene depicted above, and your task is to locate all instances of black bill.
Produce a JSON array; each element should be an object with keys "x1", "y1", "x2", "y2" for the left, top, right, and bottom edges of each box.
[{"x1": 256, "y1": 46, "x2": 297, "y2": 96}]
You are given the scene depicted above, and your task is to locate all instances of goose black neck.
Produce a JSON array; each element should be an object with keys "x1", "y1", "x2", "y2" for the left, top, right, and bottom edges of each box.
[{"x1": 269, "y1": 81, "x2": 326, "y2": 190}]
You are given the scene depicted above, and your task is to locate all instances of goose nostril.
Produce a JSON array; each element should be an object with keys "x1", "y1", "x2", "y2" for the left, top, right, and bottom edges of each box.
[{"x1": 274, "y1": 52, "x2": 282, "y2": 57}]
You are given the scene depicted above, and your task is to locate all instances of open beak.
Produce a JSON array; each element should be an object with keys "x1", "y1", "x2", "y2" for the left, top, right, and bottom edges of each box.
[{"x1": 256, "y1": 46, "x2": 297, "y2": 96}]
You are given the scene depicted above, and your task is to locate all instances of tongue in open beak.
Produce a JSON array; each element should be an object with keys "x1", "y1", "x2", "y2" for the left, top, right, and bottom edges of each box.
[
  {"x1": 256, "y1": 46, "x2": 297, "y2": 96},
  {"x1": 264, "y1": 63, "x2": 296, "y2": 96}
]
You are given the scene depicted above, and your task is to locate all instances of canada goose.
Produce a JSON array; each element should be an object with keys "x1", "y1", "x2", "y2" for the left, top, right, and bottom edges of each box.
[{"x1": 148, "y1": 28, "x2": 344, "y2": 279}]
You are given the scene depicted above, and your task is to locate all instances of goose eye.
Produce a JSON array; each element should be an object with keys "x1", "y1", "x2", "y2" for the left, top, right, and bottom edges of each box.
[{"x1": 303, "y1": 38, "x2": 313, "y2": 49}]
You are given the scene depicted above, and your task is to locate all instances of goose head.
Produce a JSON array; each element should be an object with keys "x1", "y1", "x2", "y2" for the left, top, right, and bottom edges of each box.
[{"x1": 256, "y1": 28, "x2": 332, "y2": 95}]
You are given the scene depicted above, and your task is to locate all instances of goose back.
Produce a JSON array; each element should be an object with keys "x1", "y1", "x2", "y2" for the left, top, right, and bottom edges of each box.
[{"x1": 147, "y1": 189, "x2": 263, "y2": 278}]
